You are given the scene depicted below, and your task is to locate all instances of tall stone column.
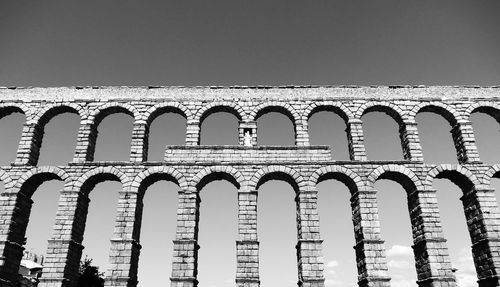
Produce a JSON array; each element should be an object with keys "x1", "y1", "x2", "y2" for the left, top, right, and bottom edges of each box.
[
  {"x1": 73, "y1": 121, "x2": 96, "y2": 163},
  {"x1": 400, "y1": 121, "x2": 424, "y2": 162},
  {"x1": 461, "y1": 188, "x2": 500, "y2": 286},
  {"x1": 346, "y1": 119, "x2": 367, "y2": 161},
  {"x1": 350, "y1": 189, "x2": 390, "y2": 287},
  {"x1": 13, "y1": 123, "x2": 41, "y2": 166},
  {"x1": 0, "y1": 191, "x2": 30, "y2": 285},
  {"x1": 130, "y1": 122, "x2": 148, "y2": 162},
  {"x1": 451, "y1": 121, "x2": 481, "y2": 163},
  {"x1": 105, "y1": 191, "x2": 142, "y2": 287},
  {"x1": 39, "y1": 188, "x2": 89, "y2": 287},
  {"x1": 236, "y1": 190, "x2": 259, "y2": 287},
  {"x1": 295, "y1": 190, "x2": 325, "y2": 287},
  {"x1": 296, "y1": 122, "x2": 310, "y2": 147},
  {"x1": 171, "y1": 190, "x2": 200, "y2": 287},
  {"x1": 185, "y1": 120, "x2": 200, "y2": 146},
  {"x1": 407, "y1": 189, "x2": 456, "y2": 287}
]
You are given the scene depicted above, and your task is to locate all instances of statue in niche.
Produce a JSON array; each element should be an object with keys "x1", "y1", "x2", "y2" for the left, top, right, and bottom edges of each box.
[{"x1": 243, "y1": 130, "x2": 252, "y2": 147}]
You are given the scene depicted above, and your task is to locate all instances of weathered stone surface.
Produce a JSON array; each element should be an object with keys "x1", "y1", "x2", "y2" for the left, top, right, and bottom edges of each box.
[{"x1": 0, "y1": 86, "x2": 499, "y2": 287}]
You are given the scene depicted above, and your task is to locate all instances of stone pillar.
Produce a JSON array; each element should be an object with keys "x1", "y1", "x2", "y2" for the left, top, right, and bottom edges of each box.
[
  {"x1": 350, "y1": 189, "x2": 390, "y2": 287},
  {"x1": 236, "y1": 190, "x2": 259, "y2": 287},
  {"x1": 451, "y1": 121, "x2": 481, "y2": 163},
  {"x1": 171, "y1": 190, "x2": 200, "y2": 287},
  {"x1": 39, "y1": 188, "x2": 89, "y2": 287},
  {"x1": 13, "y1": 123, "x2": 41, "y2": 166},
  {"x1": 105, "y1": 191, "x2": 142, "y2": 287},
  {"x1": 130, "y1": 122, "x2": 148, "y2": 162},
  {"x1": 295, "y1": 190, "x2": 325, "y2": 287},
  {"x1": 400, "y1": 121, "x2": 424, "y2": 162},
  {"x1": 461, "y1": 188, "x2": 500, "y2": 286},
  {"x1": 407, "y1": 189, "x2": 456, "y2": 287},
  {"x1": 0, "y1": 191, "x2": 30, "y2": 285},
  {"x1": 239, "y1": 122, "x2": 257, "y2": 147},
  {"x1": 346, "y1": 119, "x2": 367, "y2": 161},
  {"x1": 296, "y1": 122, "x2": 310, "y2": 147},
  {"x1": 73, "y1": 121, "x2": 96, "y2": 162},
  {"x1": 185, "y1": 120, "x2": 200, "y2": 146}
]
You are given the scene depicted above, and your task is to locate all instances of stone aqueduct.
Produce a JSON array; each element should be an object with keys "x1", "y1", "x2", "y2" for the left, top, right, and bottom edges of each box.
[{"x1": 0, "y1": 86, "x2": 499, "y2": 287}]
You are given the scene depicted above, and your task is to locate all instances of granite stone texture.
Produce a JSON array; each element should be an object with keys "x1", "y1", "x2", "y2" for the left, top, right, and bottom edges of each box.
[{"x1": 0, "y1": 86, "x2": 499, "y2": 287}]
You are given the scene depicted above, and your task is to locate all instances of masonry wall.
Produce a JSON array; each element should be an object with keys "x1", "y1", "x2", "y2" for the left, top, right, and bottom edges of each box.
[{"x1": 0, "y1": 86, "x2": 499, "y2": 287}]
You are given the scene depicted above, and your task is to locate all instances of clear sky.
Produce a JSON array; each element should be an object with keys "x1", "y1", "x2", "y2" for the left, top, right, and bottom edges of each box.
[{"x1": 1, "y1": 1, "x2": 500, "y2": 287}]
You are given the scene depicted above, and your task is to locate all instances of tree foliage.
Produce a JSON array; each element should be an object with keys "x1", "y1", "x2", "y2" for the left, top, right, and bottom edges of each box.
[{"x1": 77, "y1": 257, "x2": 104, "y2": 287}]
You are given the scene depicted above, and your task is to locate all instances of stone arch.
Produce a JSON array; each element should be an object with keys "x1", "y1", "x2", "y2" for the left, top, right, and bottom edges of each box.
[
  {"x1": 303, "y1": 101, "x2": 354, "y2": 124},
  {"x1": 0, "y1": 104, "x2": 28, "y2": 120},
  {"x1": 75, "y1": 166, "x2": 131, "y2": 194},
  {"x1": 133, "y1": 166, "x2": 188, "y2": 195},
  {"x1": 195, "y1": 102, "x2": 246, "y2": 124},
  {"x1": 356, "y1": 101, "x2": 408, "y2": 124},
  {"x1": 192, "y1": 165, "x2": 245, "y2": 191},
  {"x1": 367, "y1": 165, "x2": 423, "y2": 192},
  {"x1": 15, "y1": 166, "x2": 71, "y2": 196},
  {"x1": 143, "y1": 102, "x2": 192, "y2": 125},
  {"x1": 409, "y1": 102, "x2": 463, "y2": 125},
  {"x1": 424, "y1": 164, "x2": 481, "y2": 192},
  {"x1": 251, "y1": 102, "x2": 300, "y2": 125},
  {"x1": 88, "y1": 102, "x2": 140, "y2": 126},
  {"x1": 308, "y1": 165, "x2": 364, "y2": 194},
  {"x1": 250, "y1": 165, "x2": 304, "y2": 192},
  {"x1": 465, "y1": 102, "x2": 500, "y2": 124},
  {"x1": 26, "y1": 104, "x2": 84, "y2": 165},
  {"x1": 31, "y1": 103, "x2": 84, "y2": 126}
]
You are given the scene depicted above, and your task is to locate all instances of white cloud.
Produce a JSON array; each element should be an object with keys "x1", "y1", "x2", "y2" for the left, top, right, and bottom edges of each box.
[
  {"x1": 387, "y1": 259, "x2": 413, "y2": 269},
  {"x1": 326, "y1": 260, "x2": 339, "y2": 268},
  {"x1": 386, "y1": 245, "x2": 413, "y2": 257}
]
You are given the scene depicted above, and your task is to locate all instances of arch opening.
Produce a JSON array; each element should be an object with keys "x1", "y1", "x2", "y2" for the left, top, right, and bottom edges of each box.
[
  {"x1": 93, "y1": 111, "x2": 134, "y2": 161},
  {"x1": 80, "y1": 174, "x2": 123, "y2": 276},
  {"x1": 200, "y1": 111, "x2": 239, "y2": 145},
  {"x1": 361, "y1": 109, "x2": 404, "y2": 160},
  {"x1": 0, "y1": 107, "x2": 25, "y2": 165},
  {"x1": 416, "y1": 108, "x2": 459, "y2": 164},
  {"x1": 316, "y1": 176, "x2": 357, "y2": 286},
  {"x1": 374, "y1": 178, "x2": 417, "y2": 287},
  {"x1": 470, "y1": 108, "x2": 500, "y2": 164},
  {"x1": 136, "y1": 177, "x2": 180, "y2": 287},
  {"x1": 37, "y1": 109, "x2": 80, "y2": 166},
  {"x1": 196, "y1": 173, "x2": 238, "y2": 287},
  {"x1": 308, "y1": 110, "x2": 349, "y2": 160},
  {"x1": 147, "y1": 109, "x2": 186, "y2": 161},
  {"x1": 257, "y1": 177, "x2": 298, "y2": 287},
  {"x1": 256, "y1": 107, "x2": 296, "y2": 146},
  {"x1": 5, "y1": 172, "x2": 65, "y2": 282},
  {"x1": 433, "y1": 175, "x2": 477, "y2": 286}
]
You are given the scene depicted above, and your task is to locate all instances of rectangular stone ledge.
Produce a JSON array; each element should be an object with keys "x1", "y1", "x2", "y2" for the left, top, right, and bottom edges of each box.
[{"x1": 163, "y1": 145, "x2": 332, "y2": 163}]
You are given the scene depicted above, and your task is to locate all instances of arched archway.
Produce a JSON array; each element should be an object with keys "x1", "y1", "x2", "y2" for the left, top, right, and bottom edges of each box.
[
  {"x1": 470, "y1": 106, "x2": 500, "y2": 164},
  {"x1": 36, "y1": 106, "x2": 81, "y2": 165},
  {"x1": 415, "y1": 105, "x2": 461, "y2": 164},
  {"x1": 200, "y1": 106, "x2": 240, "y2": 145},
  {"x1": 145, "y1": 105, "x2": 188, "y2": 161},
  {"x1": 92, "y1": 107, "x2": 135, "y2": 161},
  {"x1": 255, "y1": 106, "x2": 297, "y2": 146},
  {"x1": 195, "y1": 171, "x2": 240, "y2": 287},
  {"x1": 0, "y1": 106, "x2": 25, "y2": 165},
  {"x1": 361, "y1": 105, "x2": 406, "y2": 160},
  {"x1": 255, "y1": 171, "x2": 300, "y2": 286},
  {"x1": 308, "y1": 106, "x2": 349, "y2": 160}
]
